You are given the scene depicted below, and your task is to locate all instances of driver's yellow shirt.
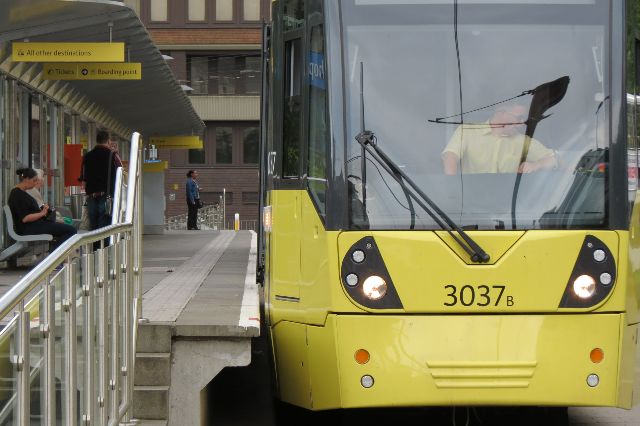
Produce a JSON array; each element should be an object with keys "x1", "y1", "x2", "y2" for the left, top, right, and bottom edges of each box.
[{"x1": 442, "y1": 124, "x2": 554, "y2": 173}]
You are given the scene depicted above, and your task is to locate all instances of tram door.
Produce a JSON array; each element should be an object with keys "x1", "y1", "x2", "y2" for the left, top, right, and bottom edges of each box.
[{"x1": 271, "y1": 3, "x2": 305, "y2": 301}]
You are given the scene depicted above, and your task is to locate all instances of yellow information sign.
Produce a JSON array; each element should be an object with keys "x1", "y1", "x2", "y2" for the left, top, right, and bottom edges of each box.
[
  {"x1": 12, "y1": 42, "x2": 125, "y2": 62},
  {"x1": 150, "y1": 136, "x2": 203, "y2": 150},
  {"x1": 143, "y1": 161, "x2": 169, "y2": 173},
  {"x1": 42, "y1": 63, "x2": 142, "y2": 80}
]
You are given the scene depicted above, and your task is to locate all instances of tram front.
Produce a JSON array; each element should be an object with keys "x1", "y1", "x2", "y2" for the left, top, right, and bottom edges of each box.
[{"x1": 264, "y1": 0, "x2": 640, "y2": 414}]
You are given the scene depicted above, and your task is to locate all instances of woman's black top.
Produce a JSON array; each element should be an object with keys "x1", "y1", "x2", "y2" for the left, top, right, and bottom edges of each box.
[{"x1": 8, "y1": 187, "x2": 42, "y2": 233}]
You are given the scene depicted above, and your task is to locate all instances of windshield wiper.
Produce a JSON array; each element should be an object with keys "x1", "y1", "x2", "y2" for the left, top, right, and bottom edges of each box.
[{"x1": 354, "y1": 130, "x2": 490, "y2": 263}]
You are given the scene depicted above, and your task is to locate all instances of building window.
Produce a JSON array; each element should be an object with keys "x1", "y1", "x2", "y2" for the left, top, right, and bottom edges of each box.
[
  {"x1": 188, "y1": 148, "x2": 206, "y2": 164},
  {"x1": 216, "y1": 127, "x2": 233, "y2": 164},
  {"x1": 216, "y1": 0, "x2": 234, "y2": 21},
  {"x1": 243, "y1": 0, "x2": 260, "y2": 21},
  {"x1": 188, "y1": 0, "x2": 206, "y2": 21},
  {"x1": 150, "y1": 0, "x2": 168, "y2": 22},
  {"x1": 188, "y1": 54, "x2": 262, "y2": 96},
  {"x1": 242, "y1": 57, "x2": 261, "y2": 95},
  {"x1": 217, "y1": 57, "x2": 236, "y2": 95},
  {"x1": 190, "y1": 57, "x2": 208, "y2": 95},
  {"x1": 242, "y1": 192, "x2": 258, "y2": 204},
  {"x1": 243, "y1": 127, "x2": 259, "y2": 164}
]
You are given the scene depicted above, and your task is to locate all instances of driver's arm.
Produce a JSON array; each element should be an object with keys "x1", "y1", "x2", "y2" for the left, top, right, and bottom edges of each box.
[
  {"x1": 442, "y1": 152, "x2": 459, "y2": 175},
  {"x1": 518, "y1": 153, "x2": 556, "y2": 173}
]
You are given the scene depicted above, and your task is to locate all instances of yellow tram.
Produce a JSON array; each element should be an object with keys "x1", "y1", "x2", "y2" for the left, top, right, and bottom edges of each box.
[{"x1": 258, "y1": 0, "x2": 640, "y2": 418}]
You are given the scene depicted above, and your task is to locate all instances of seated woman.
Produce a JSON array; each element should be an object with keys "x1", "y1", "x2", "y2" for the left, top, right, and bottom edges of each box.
[{"x1": 8, "y1": 168, "x2": 76, "y2": 250}]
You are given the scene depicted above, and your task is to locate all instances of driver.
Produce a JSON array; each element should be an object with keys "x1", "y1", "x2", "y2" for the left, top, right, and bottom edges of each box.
[{"x1": 442, "y1": 104, "x2": 556, "y2": 174}]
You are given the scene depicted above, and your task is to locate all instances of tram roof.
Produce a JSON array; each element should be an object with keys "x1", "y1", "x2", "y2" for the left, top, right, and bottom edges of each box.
[{"x1": 0, "y1": 0, "x2": 205, "y2": 138}]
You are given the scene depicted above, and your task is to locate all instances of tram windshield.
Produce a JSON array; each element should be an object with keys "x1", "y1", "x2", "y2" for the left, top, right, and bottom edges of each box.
[{"x1": 339, "y1": 0, "x2": 612, "y2": 230}]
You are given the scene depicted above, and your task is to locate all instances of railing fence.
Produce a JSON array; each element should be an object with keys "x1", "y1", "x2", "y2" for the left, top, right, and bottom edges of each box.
[{"x1": 0, "y1": 132, "x2": 143, "y2": 425}]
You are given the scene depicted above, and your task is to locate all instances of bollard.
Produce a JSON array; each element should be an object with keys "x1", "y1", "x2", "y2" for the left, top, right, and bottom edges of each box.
[{"x1": 234, "y1": 213, "x2": 240, "y2": 231}]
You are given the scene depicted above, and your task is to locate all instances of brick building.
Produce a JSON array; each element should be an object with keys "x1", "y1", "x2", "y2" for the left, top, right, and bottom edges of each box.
[{"x1": 137, "y1": 0, "x2": 268, "y2": 227}]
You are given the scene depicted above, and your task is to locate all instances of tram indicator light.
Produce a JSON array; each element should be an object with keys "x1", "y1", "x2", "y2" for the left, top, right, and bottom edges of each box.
[
  {"x1": 355, "y1": 349, "x2": 370, "y2": 365},
  {"x1": 590, "y1": 348, "x2": 604, "y2": 364}
]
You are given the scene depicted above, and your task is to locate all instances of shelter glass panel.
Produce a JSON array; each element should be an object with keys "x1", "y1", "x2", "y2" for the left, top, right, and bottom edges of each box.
[{"x1": 30, "y1": 95, "x2": 41, "y2": 169}]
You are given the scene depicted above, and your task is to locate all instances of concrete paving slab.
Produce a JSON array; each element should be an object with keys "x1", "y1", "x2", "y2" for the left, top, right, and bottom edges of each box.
[
  {"x1": 174, "y1": 231, "x2": 259, "y2": 337},
  {"x1": 142, "y1": 231, "x2": 237, "y2": 322}
]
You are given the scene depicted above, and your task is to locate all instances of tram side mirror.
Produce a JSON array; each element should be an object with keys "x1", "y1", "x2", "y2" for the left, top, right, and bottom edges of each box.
[{"x1": 525, "y1": 76, "x2": 570, "y2": 137}]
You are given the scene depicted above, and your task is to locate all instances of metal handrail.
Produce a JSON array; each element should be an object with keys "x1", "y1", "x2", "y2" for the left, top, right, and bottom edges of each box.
[
  {"x1": 0, "y1": 131, "x2": 143, "y2": 425},
  {"x1": 0, "y1": 223, "x2": 131, "y2": 319}
]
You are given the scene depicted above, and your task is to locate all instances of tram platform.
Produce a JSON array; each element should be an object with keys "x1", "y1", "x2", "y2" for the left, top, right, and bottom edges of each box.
[{"x1": 0, "y1": 229, "x2": 260, "y2": 425}]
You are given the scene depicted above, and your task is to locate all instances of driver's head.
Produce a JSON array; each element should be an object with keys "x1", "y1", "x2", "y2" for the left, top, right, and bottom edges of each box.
[{"x1": 490, "y1": 104, "x2": 527, "y2": 137}]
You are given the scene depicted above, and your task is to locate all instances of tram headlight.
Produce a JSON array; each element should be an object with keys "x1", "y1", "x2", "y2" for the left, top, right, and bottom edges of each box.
[
  {"x1": 341, "y1": 237, "x2": 403, "y2": 309},
  {"x1": 573, "y1": 275, "x2": 596, "y2": 299},
  {"x1": 362, "y1": 276, "x2": 387, "y2": 300},
  {"x1": 559, "y1": 235, "x2": 616, "y2": 309}
]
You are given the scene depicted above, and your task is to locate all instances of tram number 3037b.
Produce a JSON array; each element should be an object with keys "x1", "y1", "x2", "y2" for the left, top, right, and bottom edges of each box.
[{"x1": 443, "y1": 285, "x2": 514, "y2": 307}]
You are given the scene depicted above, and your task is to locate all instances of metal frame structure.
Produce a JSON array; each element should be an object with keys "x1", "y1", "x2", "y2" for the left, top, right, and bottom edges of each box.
[{"x1": 0, "y1": 132, "x2": 142, "y2": 425}]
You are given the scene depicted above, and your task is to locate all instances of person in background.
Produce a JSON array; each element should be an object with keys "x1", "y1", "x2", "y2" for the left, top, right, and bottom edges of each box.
[
  {"x1": 8, "y1": 168, "x2": 76, "y2": 250},
  {"x1": 79, "y1": 129, "x2": 122, "y2": 231},
  {"x1": 26, "y1": 168, "x2": 46, "y2": 207},
  {"x1": 186, "y1": 170, "x2": 201, "y2": 230},
  {"x1": 108, "y1": 137, "x2": 124, "y2": 166},
  {"x1": 26, "y1": 168, "x2": 57, "y2": 222}
]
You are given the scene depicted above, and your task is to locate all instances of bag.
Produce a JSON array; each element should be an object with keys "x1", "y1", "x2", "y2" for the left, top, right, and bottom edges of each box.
[
  {"x1": 196, "y1": 199, "x2": 204, "y2": 209},
  {"x1": 105, "y1": 150, "x2": 114, "y2": 217},
  {"x1": 79, "y1": 205, "x2": 90, "y2": 231},
  {"x1": 44, "y1": 207, "x2": 56, "y2": 222}
]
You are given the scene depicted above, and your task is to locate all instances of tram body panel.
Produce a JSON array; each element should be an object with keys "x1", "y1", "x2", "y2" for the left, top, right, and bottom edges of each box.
[
  {"x1": 338, "y1": 230, "x2": 621, "y2": 314},
  {"x1": 272, "y1": 314, "x2": 631, "y2": 410},
  {"x1": 625, "y1": 196, "x2": 640, "y2": 324},
  {"x1": 265, "y1": 190, "x2": 640, "y2": 409}
]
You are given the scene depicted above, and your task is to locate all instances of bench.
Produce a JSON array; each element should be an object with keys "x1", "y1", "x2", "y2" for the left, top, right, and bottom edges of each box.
[{"x1": 0, "y1": 205, "x2": 53, "y2": 263}]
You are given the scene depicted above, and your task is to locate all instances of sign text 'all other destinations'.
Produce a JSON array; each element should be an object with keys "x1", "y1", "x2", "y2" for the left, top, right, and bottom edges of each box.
[
  {"x1": 12, "y1": 42, "x2": 125, "y2": 62},
  {"x1": 42, "y1": 63, "x2": 142, "y2": 80}
]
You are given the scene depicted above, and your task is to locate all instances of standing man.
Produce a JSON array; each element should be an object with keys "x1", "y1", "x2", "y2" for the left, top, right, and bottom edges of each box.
[
  {"x1": 79, "y1": 130, "x2": 122, "y2": 231},
  {"x1": 186, "y1": 170, "x2": 201, "y2": 230}
]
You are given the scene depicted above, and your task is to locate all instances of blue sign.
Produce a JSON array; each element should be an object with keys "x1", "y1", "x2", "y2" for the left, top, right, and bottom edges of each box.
[{"x1": 309, "y1": 51, "x2": 326, "y2": 90}]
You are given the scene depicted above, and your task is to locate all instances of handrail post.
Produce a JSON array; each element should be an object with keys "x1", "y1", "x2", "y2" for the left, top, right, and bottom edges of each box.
[
  {"x1": 120, "y1": 236, "x2": 131, "y2": 423},
  {"x1": 17, "y1": 301, "x2": 30, "y2": 425},
  {"x1": 109, "y1": 243, "x2": 120, "y2": 422},
  {"x1": 43, "y1": 276, "x2": 56, "y2": 424},
  {"x1": 97, "y1": 247, "x2": 108, "y2": 426},
  {"x1": 83, "y1": 250, "x2": 95, "y2": 425},
  {"x1": 65, "y1": 259, "x2": 78, "y2": 426}
]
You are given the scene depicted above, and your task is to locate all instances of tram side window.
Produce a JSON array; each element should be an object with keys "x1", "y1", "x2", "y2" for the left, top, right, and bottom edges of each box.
[
  {"x1": 283, "y1": 37, "x2": 303, "y2": 178},
  {"x1": 307, "y1": 23, "x2": 328, "y2": 216}
]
